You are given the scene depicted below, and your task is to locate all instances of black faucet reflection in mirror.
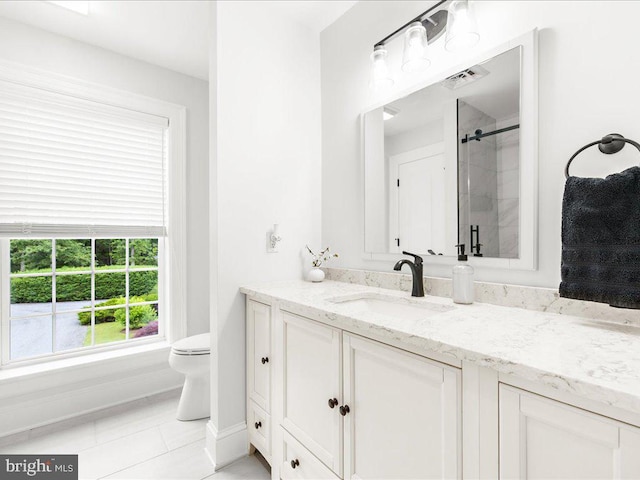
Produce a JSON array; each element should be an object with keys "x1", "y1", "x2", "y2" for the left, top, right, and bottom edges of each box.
[
  {"x1": 393, "y1": 251, "x2": 425, "y2": 297},
  {"x1": 470, "y1": 225, "x2": 483, "y2": 257}
]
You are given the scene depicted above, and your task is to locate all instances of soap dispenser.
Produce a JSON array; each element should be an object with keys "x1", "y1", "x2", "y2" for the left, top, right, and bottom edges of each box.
[{"x1": 453, "y1": 244, "x2": 474, "y2": 304}]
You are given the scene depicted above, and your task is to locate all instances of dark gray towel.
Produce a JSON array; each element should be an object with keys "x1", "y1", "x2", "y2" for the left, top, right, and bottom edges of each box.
[{"x1": 560, "y1": 166, "x2": 640, "y2": 309}]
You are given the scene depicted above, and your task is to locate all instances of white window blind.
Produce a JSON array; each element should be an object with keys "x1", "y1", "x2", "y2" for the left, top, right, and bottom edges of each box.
[{"x1": 0, "y1": 80, "x2": 168, "y2": 237}]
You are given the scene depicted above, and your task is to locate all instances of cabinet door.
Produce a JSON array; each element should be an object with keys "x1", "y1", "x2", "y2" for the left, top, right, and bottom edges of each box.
[
  {"x1": 247, "y1": 300, "x2": 271, "y2": 412},
  {"x1": 343, "y1": 333, "x2": 461, "y2": 480},
  {"x1": 281, "y1": 312, "x2": 342, "y2": 476},
  {"x1": 500, "y1": 385, "x2": 640, "y2": 479}
]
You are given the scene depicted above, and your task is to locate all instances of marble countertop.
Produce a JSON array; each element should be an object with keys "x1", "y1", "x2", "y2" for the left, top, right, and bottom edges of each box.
[{"x1": 241, "y1": 280, "x2": 640, "y2": 416}]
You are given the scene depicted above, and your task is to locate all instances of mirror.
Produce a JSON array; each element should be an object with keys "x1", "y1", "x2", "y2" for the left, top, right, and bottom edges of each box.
[{"x1": 363, "y1": 45, "x2": 527, "y2": 262}]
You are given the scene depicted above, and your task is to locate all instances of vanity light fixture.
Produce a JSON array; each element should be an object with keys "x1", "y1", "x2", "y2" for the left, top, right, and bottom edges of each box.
[
  {"x1": 370, "y1": 0, "x2": 480, "y2": 90},
  {"x1": 402, "y1": 22, "x2": 430, "y2": 73},
  {"x1": 445, "y1": 0, "x2": 480, "y2": 52},
  {"x1": 369, "y1": 45, "x2": 394, "y2": 90}
]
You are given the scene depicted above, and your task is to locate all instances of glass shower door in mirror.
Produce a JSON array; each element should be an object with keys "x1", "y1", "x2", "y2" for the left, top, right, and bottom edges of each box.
[{"x1": 457, "y1": 47, "x2": 520, "y2": 259}]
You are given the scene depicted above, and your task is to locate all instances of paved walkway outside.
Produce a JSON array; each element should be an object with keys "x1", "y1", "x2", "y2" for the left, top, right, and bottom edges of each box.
[{"x1": 10, "y1": 300, "x2": 100, "y2": 360}]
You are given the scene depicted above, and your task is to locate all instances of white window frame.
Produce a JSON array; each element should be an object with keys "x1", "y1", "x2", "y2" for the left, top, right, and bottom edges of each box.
[{"x1": 0, "y1": 59, "x2": 187, "y2": 367}]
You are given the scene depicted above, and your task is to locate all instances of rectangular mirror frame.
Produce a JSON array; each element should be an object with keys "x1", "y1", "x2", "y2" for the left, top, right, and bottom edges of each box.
[{"x1": 360, "y1": 29, "x2": 538, "y2": 271}]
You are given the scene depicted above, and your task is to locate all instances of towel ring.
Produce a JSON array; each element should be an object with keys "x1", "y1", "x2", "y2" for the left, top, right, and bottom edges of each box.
[{"x1": 565, "y1": 133, "x2": 640, "y2": 178}]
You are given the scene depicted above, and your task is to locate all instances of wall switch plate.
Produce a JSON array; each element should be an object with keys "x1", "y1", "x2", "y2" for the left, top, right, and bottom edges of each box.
[
  {"x1": 267, "y1": 232, "x2": 278, "y2": 253},
  {"x1": 267, "y1": 224, "x2": 281, "y2": 253}
]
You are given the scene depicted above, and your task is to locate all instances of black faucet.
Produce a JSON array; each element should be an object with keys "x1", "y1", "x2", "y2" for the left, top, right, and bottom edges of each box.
[{"x1": 393, "y1": 251, "x2": 424, "y2": 297}]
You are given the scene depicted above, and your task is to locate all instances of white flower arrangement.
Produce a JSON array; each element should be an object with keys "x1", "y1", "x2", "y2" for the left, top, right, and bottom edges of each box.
[{"x1": 306, "y1": 245, "x2": 339, "y2": 268}]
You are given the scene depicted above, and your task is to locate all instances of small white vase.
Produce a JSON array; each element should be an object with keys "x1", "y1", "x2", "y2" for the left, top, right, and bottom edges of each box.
[{"x1": 307, "y1": 267, "x2": 325, "y2": 283}]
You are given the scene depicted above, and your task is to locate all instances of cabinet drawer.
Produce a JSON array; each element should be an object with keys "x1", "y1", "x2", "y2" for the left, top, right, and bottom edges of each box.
[
  {"x1": 248, "y1": 400, "x2": 271, "y2": 458},
  {"x1": 281, "y1": 429, "x2": 339, "y2": 480}
]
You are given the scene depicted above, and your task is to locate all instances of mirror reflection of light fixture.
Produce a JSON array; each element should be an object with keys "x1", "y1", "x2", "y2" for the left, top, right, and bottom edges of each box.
[
  {"x1": 402, "y1": 22, "x2": 430, "y2": 73},
  {"x1": 370, "y1": 0, "x2": 479, "y2": 90},
  {"x1": 383, "y1": 107, "x2": 399, "y2": 121},
  {"x1": 369, "y1": 45, "x2": 394, "y2": 90},
  {"x1": 445, "y1": 0, "x2": 480, "y2": 52}
]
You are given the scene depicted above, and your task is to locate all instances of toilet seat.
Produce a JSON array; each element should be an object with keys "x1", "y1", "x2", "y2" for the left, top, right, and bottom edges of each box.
[{"x1": 171, "y1": 333, "x2": 210, "y2": 356}]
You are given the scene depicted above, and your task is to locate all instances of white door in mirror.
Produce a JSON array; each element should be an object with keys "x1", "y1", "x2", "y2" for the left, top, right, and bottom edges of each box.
[{"x1": 391, "y1": 146, "x2": 447, "y2": 254}]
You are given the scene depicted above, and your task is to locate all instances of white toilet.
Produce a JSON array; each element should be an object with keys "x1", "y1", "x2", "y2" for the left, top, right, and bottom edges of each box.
[{"x1": 169, "y1": 333, "x2": 211, "y2": 421}]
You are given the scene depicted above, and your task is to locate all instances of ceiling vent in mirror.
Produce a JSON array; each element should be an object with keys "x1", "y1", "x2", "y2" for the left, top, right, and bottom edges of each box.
[{"x1": 441, "y1": 64, "x2": 489, "y2": 90}]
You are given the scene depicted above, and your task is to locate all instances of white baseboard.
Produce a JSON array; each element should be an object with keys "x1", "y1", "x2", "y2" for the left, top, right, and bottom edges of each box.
[
  {"x1": 0, "y1": 344, "x2": 183, "y2": 437},
  {"x1": 205, "y1": 420, "x2": 248, "y2": 470}
]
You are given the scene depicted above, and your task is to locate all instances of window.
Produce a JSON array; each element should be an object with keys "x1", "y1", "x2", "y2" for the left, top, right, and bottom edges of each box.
[
  {"x1": 0, "y1": 63, "x2": 186, "y2": 365},
  {"x1": 8, "y1": 238, "x2": 160, "y2": 361}
]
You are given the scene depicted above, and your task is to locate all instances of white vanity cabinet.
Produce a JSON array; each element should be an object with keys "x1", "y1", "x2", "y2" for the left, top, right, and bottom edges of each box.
[
  {"x1": 243, "y1": 286, "x2": 640, "y2": 480},
  {"x1": 247, "y1": 299, "x2": 273, "y2": 462},
  {"x1": 280, "y1": 310, "x2": 461, "y2": 480},
  {"x1": 499, "y1": 385, "x2": 640, "y2": 479}
]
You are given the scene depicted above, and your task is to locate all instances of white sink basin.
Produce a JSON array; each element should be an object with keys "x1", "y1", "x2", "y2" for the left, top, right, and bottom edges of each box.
[{"x1": 327, "y1": 293, "x2": 453, "y2": 321}]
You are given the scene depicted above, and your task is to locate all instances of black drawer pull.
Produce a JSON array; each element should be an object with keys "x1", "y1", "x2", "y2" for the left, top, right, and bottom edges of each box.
[
  {"x1": 254, "y1": 421, "x2": 262, "y2": 429},
  {"x1": 339, "y1": 405, "x2": 350, "y2": 416},
  {"x1": 291, "y1": 459, "x2": 300, "y2": 469},
  {"x1": 261, "y1": 357, "x2": 269, "y2": 364},
  {"x1": 328, "y1": 398, "x2": 338, "y2": 409}
]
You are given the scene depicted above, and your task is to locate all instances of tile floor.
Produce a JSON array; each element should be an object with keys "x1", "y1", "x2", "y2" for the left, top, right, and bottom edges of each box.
[{"x1": 0, "y1": 389, "x2": 271, "y2": 480}]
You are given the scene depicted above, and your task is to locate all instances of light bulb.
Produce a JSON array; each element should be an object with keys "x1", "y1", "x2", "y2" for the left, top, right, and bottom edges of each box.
[
  {"x1": 402, "y1": 21, "x2": 430, "y2": 73},
  {"x1": 369, "y1": 45, "x2": 394, "y2": 90},
  {"x1": 445, "y1": 0, "x2": 480, "y2": 52}
]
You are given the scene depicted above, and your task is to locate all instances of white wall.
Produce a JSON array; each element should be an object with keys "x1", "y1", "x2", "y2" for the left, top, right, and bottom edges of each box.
[
  {"x1": 364, "y1": 108, "x2": 387, "y2": 252},
  {"x1": 208, "y1": 0, "x2": 321, "y2": 466},
  {"x1": 0, "y1": 16, "x2": 210, "y2": 336},
  {"x1": 385, "y1": 119, "x2": 443, "y2": 157},
  {"x1": 321, "y1": 0, "x2": 640, "y2": 288}
]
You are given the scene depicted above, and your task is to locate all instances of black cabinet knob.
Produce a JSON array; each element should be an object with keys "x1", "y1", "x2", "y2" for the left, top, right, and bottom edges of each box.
[
  {"x1": 290, "y1": 459, "x2": 300, "y2": 469},
  {"x1": 339, "y1": 405, "x2": 350, "y2": 416},
  {"x1": 254, "y1": 421, "x2": 262, "y2": 429},
  {"x1": 261, "y1": 357, "x2": 269, "y2": 364},
  {"x1": 328, "y1": 398, "x2": 338, "y2": 409}
]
